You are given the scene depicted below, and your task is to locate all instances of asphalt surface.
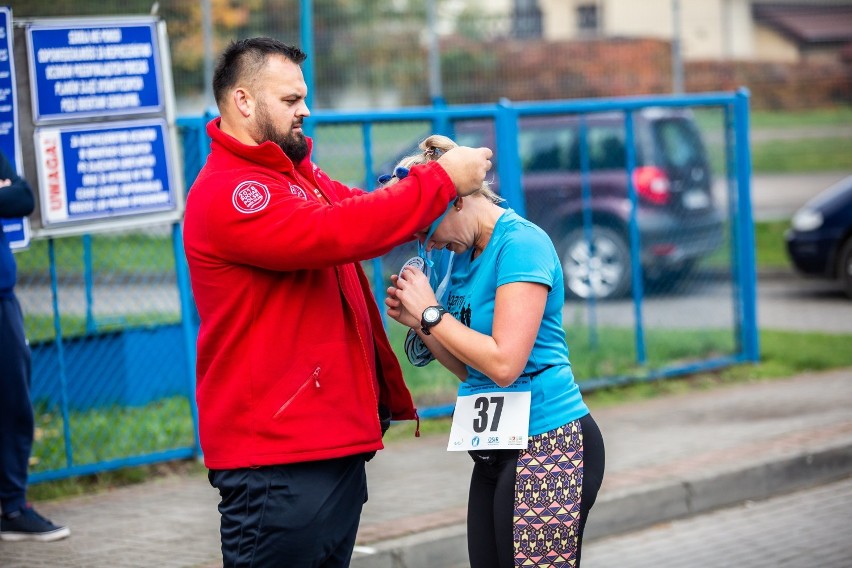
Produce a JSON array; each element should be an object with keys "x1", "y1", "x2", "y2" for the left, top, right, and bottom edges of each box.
[
  {"x1": 746, "y1": 171, "x2": 848, "y2": 221},
  {"x1": 1, "y1": 368, "x2": 851, "y2": 567},
  {"x1": 582, "y1": 475, "x2": 852, "y2": 568}
]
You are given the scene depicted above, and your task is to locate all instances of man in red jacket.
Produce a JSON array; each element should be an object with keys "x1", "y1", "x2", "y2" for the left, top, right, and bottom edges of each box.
[{"x1": 183, "y1": 37, "x2": 491, "y2": 567}]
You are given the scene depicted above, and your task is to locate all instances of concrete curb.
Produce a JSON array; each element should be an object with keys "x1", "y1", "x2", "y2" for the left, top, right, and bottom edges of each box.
[{"x1": 351, "y1": 438, "x2": 852, "y2": 568}]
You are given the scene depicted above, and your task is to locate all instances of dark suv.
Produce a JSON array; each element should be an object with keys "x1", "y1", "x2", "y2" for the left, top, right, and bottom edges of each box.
[{"x1": 447, "y1": 109, "x2": 724, "y2": 300}]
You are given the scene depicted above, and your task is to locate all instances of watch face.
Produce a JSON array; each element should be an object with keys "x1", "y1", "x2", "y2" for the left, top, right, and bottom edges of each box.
[{"x1": 423, "y1": 307, "x2": 440, "y2": 323}]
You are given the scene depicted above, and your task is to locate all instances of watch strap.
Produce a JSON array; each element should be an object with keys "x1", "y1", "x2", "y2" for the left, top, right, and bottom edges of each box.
[{"x1": 420, "y1": 305, "x2": 447, "y2": 335}]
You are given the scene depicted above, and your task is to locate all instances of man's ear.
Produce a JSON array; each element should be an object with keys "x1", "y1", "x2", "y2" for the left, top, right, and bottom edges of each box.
[{"x1": 233, "y1": 87, "x2": 253, "y2": 118}]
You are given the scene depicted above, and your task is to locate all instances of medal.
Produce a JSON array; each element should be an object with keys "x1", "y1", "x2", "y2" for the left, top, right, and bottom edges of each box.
[{"x1": 399, "y1": 256, "x2": 426, "y2": 276}]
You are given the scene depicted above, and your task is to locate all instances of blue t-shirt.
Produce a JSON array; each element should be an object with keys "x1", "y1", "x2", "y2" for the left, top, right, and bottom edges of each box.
[{"x1": 447, "y1": 209, "x2": 588, "y2": 436}]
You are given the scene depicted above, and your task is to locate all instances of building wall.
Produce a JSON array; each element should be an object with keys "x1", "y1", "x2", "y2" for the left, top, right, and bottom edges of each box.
[
  {"x1": 753, "y1": 24, "x2": 800, "y2": 63},
  {"x1": 452, "y1": 0, "x2": 850, "y2": 64},
  {"x1": 533, "y1": 0, "x2": 852, "y2": 63},
  {"x1": 539, "y1": 0, "x2": 580, "y2": 39},
  {"x1": 723, "y1": 0, "x2": 756, "y2": 60},
  {"x1": 538, "y1": 0, "x2": 757, "y2": 60}
]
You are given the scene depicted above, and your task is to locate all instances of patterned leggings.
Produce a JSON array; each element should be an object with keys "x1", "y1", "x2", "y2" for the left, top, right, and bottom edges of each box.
[{"x1": 467, "y1": 413, "x2": 605, "y2": 568}]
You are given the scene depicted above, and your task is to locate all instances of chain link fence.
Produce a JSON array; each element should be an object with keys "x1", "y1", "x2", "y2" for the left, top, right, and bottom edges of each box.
[
  {"x1": 180, "y1": 91, "x2": 758, "y2": 416},
  {"x1": 14, "y1": 225, "x2": 197, "y2": 482}
]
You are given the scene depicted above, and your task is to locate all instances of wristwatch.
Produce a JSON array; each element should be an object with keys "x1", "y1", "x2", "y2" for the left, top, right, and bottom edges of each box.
[{"x1": 420, "y1": 305, "x2": 448, "y2": 335}]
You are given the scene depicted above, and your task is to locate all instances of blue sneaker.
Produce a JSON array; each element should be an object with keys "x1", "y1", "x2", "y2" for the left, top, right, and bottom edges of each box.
[{"x1": 0, "y1": 505, "x2": 70, "y2": 542}]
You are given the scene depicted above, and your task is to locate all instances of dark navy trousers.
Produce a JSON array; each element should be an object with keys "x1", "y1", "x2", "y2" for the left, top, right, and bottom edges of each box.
[
  {"x1": 209, "y1": 453, "x2": 369, "y2": 568},
  {"x1": 0, "y1": 294, "x2": 34, "y2": 516}
]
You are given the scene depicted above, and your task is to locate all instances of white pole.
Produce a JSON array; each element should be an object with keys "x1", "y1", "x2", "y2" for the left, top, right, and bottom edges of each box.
[
  {"x1": 427, "y1": 0, "x2": 443, "y2": 105},
  {"x1": 202, "y1": 0, "x2": 215, "y2": 109},
  {"x1": 671, "y1": 0, "x2": 684, "y2": 94}
]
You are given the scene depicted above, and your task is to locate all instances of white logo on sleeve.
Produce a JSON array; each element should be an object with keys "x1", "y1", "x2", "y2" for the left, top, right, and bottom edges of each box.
[
  {"x1": 232, "y1": 181, "x2": 271, "y2": 214},
  {"x1": 289, "y1": 184, "x2": 308, "y2": 200}
]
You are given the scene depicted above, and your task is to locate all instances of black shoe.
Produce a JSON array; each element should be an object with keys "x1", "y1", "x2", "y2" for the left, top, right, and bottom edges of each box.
[{"x1": 0, "y1": 505, "x2": 70, "y2": 542}]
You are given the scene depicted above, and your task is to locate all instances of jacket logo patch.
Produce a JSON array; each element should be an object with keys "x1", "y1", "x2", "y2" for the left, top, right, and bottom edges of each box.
[
  {"x1": 232, "y1": 181, "x2": 270, "y2": 214},
  {"x1": 289, "y1": 184, "x2": 308, "y2": 200}
]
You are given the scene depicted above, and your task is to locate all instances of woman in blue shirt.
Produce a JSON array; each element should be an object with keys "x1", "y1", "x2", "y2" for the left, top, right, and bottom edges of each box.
[{"x1": 385, "y1": 135, "x2": 605, "y2": 567}]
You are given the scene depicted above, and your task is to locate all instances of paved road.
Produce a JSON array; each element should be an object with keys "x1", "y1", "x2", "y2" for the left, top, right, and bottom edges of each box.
[
  {"x1": 720, "y1": 170, "x2": 848, "y2": 221},
  {"x1": 756, "y1": 276, "x2": 852, "y2": 333},
  {"x1": 582, "y1": 475, "x2": 852, "y2": 568},
  {"x1": 563, "y1": 271, "x2": 852, "y2": 334}
]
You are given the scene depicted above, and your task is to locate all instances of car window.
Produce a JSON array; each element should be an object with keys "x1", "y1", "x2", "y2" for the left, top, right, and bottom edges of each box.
[
  {"x1": 654, "y1": 120, "x2": 702, "y2": 168},
  {"x1": 518, "y1": 127, "x2": 575, "y2": 172},
  {"x1": 588, "y1": 126, "x2": 626, "y2": 170},
  {"x1": 565, "y1": 125, "x2": 626, "y2": 171},
  {"x1": 454, "y1": 129, "x2": 486, "y2": 149}
]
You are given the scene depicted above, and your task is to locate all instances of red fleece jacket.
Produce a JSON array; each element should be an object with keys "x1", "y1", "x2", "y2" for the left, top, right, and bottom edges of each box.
[{"x1": 183, "y1": 119, "x2": 457, "y2": 469}]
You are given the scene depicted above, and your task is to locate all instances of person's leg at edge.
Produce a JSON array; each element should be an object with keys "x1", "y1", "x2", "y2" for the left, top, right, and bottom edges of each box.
[
  {"x1": 210, "y1": 453, "x2": 368, "y2": 568},
  {"x1": 0, "y1": 296, "x2": 68, "y2": 543},
  {"x1": 0, "y1": 296, "x2": 35, "y2": 516}
]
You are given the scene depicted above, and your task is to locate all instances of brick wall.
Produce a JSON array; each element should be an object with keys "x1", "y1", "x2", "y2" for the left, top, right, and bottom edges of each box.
[
  {"x1": 440, "y1": 37, "x2": 852, "y2": 110},
  {"x1": 686, "y1": 60, "x2": 852, "y2": 110}
]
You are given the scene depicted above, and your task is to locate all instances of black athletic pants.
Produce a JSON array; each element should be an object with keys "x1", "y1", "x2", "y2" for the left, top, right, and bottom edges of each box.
[
  {"x1": 209, "y1": 454, "x2": 368, "y2": 568},
  {"x1": 0, "y1": 294, "x2": 34, "y2": 516}
]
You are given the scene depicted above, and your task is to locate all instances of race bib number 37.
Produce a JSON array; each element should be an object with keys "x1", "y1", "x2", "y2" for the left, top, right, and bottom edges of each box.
[{"x1": 447, "y1": 378, "x2": 531, "y2": 451}]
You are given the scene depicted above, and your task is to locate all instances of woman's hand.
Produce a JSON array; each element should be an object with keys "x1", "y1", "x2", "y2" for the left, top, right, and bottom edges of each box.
[
  {"x1": 392, "y1": 267, "x2": 440, "y2": 325},
  {"x1": 385, "y1": 274, "x2": 420, "y2": 329}
]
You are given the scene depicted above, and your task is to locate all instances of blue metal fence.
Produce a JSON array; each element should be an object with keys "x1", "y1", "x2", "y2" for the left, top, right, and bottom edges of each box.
[
  {"x1": 20, "y1": 90, "x2": 757, "y2": 482},
  {"x1": 179, "y1": 89, "x2": 759, "y2": 413},
  {"x1": 18, "y1": 223, "x2": 199, "y2": 484}
]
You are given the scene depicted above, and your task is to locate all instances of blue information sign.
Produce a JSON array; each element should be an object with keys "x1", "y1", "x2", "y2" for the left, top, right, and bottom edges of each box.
[
  {"x1": 0, "y1": 6, "x2": 30, "y2": 249},
  {"x1": 35, "y1": 120, "x2": 177, "y2": 226},
  {"x1": 27, "y1": 21, "x2": 163, "y2": 122}
]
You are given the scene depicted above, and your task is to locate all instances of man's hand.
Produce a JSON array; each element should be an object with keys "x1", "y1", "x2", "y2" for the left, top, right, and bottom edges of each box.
[
  {"x1": 385, "y1": 274, "x2": 420, "y2": 329},
  {"x1": 437, "y1": 146, "x2": 493, "y2": 197},
  {"x1": 0, "y1": 179, "x2": 11, "y2": 188}
]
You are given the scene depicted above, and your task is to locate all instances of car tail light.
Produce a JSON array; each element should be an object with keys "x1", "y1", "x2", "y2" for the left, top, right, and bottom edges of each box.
[
  {"x1": 651, "y1": 244, "x2": 677, "y2": 257},
  {"x1": 633, "y1": 166, "x2": 670, "y2": 205}
]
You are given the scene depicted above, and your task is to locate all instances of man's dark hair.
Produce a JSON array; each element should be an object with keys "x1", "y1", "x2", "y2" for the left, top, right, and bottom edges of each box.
[{"x1": 212, "y1": 37, "x2": 307, "y2": 106}]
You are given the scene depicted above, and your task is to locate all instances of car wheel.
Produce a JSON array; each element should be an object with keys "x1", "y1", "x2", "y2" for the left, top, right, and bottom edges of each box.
[
  {"x1": 838, "y1": 237, "x2": 852, "y2": 300},
  {"x1": 560, "y1": 226, "x2": 631, "y2": 300}
]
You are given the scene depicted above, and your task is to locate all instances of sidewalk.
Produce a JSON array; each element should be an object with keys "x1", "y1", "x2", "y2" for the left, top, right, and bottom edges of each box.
[{"x1": 2, "y1": 369, "x2": 851, "y2": 568}]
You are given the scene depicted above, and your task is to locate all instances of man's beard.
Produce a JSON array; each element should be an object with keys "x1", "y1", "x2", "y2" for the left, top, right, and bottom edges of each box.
[{"x1": 256, "y1": 102, "x2": 309, "y2": 163}]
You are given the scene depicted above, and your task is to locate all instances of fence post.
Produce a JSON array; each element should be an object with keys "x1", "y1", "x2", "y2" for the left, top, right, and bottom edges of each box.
[
  {"x1": 624, "y1": 110, "x2": 647, "y2": 365},
  {"x1": 734, "y1": 87, "x2": 759, "y2": 362},
  {"x1": 48, "y1": 238, "x2": 74, "y2": 468},
  {"x1": 495, "y1": 99, "x2": 524, "y2": 217},
  {"x1": 172, "y1": 224, "x2": 202, "y2": 456},
  {"x1": 577, "y1": 117, "x2": 599, "y2": 348}
]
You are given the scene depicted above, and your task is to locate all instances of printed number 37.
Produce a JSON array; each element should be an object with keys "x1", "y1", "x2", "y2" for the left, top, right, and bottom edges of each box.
[{"x1": 472, "y1": 396, "x2": 504, "y2": 433}]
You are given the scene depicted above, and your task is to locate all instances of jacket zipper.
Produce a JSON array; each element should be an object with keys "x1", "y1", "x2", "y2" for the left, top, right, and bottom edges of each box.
[
  {"x1": 337, "y1": 266, "x2": 382, "y2": 433},
  {"x1": 273, "y1": 366, "x2": 321, "y2": 420}
]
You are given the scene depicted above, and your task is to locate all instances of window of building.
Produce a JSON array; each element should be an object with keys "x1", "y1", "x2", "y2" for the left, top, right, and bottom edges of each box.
[{"x1": 577, "y1": 4, "x2": 599, "y2": 34}]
